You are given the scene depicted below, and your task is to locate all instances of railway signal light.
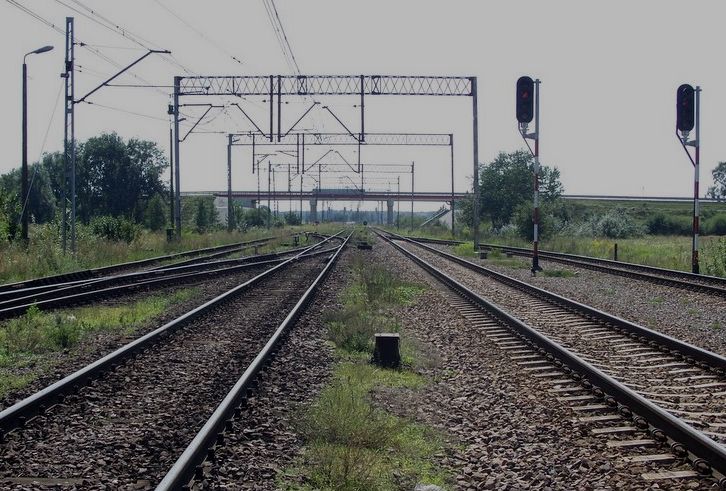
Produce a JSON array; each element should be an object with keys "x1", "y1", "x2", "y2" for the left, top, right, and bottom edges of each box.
[
  {"x1": 676, "y1": 84, "x2": 695, "y2": 133},
  {"x1": 516, "y1": 76, "x2": 535, "y2": 123}
]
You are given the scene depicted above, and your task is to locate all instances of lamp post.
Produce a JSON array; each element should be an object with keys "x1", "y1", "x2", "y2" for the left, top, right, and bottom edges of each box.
[{"x1": 22, "y1": 45, "x2": 54, "y2": 243}]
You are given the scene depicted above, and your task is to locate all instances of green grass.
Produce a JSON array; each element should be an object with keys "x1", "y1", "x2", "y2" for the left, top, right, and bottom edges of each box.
[
  {"x1": 282, "y1": 362, "x2": 447, "y2": 491},
  {"x1": 0, "y1": 288, "x2": 195, "y2": 398},
  {"x1": 0, "y1": 225, "x2": 285, "y2": 284},
  {"x1": 281, "y1": 251, "x2": 448, "y2": 490},
  {"x1": 542, "y1": 269, "x2": 576, "y2": 278}
]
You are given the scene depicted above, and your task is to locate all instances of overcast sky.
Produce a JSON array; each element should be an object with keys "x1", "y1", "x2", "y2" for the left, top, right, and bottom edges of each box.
[{"x1": 2, "y1": 0, "x2": 726, "y2": 212}]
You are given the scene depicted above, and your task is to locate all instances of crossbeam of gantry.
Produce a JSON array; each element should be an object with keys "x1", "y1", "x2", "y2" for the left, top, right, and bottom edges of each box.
[{"x1": 172, "y1": 74, "x2": 480, "y2": 245}]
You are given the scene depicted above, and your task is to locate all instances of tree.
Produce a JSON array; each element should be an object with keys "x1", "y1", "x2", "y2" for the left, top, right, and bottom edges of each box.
[
  {"x1": 144, "y1": 193, "x2": 167, "y2": 231},
  {"x1": 477, "y1": 150, "x2": 563, "y2": 230},
  {"x1": 284, "y1": 211, "x2": 301, "y2": 225},
  {"x1": 707, "y1": 162, "x2": 726, "y2": 201}
]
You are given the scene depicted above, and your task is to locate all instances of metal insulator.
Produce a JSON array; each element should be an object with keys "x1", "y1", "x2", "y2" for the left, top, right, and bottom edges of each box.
[
  {"x1": 692, "y1": 458, "x2": 711, "y2": 475},
  {"x1": 685, "y1": 356, "x2": 695, "y2": 364},
  {"x1": 581, "y1": 379, "x2": 593, "y2": 390},
  {"x1": 634, "y1": 417, "x2": 649, "y2": 429},
  {"x1": 571, "y1": 372, "x2": 582, "y2": 380},
  {"x1": 592, "y1": 387, "x2": 604, "y2": 398},
  {"x1": 554, "y1": 359, "x2": 563, "y2": 368},
  {"x1": 546, "y1": 353, "x2": 554, "y2": 361},
  {"x1": 717, "y1": 476, "x2": 726, "y2": 490},
  {"x1": 671, "y1": 442, "x2": 688, "y2": 457},
  {"x1": 618, "y1": 406, "x2": 632, "y2": 418},
  {"x1": 604, "y1": 396, "x2": 617, "y2": 407},
  {"x1": 562, "y1": 366, "x2": 572, "y2": 375},
  {"x1": 650, "y1": 428, "x2": 667, "y2": 442},
  {"x1": 670, "y1": 350, "x2": 682, "y2": 358}
]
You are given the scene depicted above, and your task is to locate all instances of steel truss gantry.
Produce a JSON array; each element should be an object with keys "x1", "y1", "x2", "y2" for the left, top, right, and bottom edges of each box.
[{"x1": 173, "y1": 74, "x2": 480, "y2": 245}]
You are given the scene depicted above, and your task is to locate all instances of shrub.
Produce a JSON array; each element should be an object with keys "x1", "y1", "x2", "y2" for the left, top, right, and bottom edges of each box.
[
  {"x1": 144, "y1": 194, "x2": 167, "y2": 231},
  {"x1": 647, "y1": 213, "x2": 692, "y2": 235},
  {"x1": 704, "y1": 214, "x2": 726, "y2": 236},
  {"x1": 703, "y1": 237, "x2": 726, "y2": 277},
  {"x1": 90, "y1": 216, "x2": 140, "y2": 243}
]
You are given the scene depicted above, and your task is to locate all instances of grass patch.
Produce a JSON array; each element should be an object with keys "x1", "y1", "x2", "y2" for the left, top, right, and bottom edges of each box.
[
  {"x1": 281, "y1": 251, "x2": 448, "y2": 490},
  {"x1": 0, "y1": 288, "x2": 195, "y2": 398},
  {"x1": 452, "y1": 242, "x2": 477, "y2": 258},
  {"x1": 283, "y1": 362, "x2": 446, "y2": 491}
]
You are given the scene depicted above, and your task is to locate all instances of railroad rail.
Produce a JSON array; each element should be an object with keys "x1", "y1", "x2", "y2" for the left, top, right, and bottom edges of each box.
[
  {"x1": 0, "y1": 236, "x2": 279, "y2": 294},
  {"x1": 155, "y1": 232, "x2": 350, "y2": 489},
  {"x1": 401, "y1": 235, "x2": 726, "y2": 296},
  {"x1": 0, "y1": 232, "x2": 343, "y2": 439},
  {"x1": 0, "y1": 237, "x2": 334, "y2": 320},
  {"x1": 377, "y1": 230, "x2": 726, "y2": 486}
]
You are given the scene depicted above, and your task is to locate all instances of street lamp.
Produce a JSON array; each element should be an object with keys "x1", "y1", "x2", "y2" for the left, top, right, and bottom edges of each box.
[{"x1": 21, "y1": 45, "x2": 54, "y2": 243}]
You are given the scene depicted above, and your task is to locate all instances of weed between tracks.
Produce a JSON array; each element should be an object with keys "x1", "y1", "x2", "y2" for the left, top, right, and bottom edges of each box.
[
  {"x1": 281, "y1": 250, "x2": 449, "y2": 491},
  {"x1": 0, "y1": 288, "x2": 195, "y2": 399}
]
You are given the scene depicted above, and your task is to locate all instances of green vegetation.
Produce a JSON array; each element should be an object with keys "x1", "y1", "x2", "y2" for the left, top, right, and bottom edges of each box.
[
  {"x1": 282, "y1": 252, "x2": 448, "y2": 490},
  {"x1": 542, "y1": 269, "x2": 576, "y2": 278},
  {"x1": 0, "y1": 288, "x2": 195, "y2": 398}
]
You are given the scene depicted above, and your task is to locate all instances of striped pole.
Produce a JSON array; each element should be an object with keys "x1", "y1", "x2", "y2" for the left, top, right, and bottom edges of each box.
[
  {"x1": 692, "y1": 86, "x2": 701, "y2": 274},
  {"x1": 532, "y1": 79, "x2": 542, "y2": 274}
]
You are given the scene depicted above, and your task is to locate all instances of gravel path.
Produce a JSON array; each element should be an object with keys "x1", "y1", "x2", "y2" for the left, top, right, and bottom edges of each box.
[
  {"x1": 0, "y1": 257, "x2": 326, "y2": 489},
  {"x1": 443, "y1": 246, "x2": 726, "y2": 357},
  {"x1": 372, "y1": 237, "x2": 713, "y2": 490}
]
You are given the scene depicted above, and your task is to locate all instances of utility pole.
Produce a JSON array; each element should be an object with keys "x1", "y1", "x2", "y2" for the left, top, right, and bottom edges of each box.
[
  {"x1": 227, "y1": 134, "x2": 233, "y2": 231},
  {"x1": 168, "y1": 113, "x2": 174, "y2": 234},
  {"x1": 173, "y1": 76, "x2": 182, "y2": 237},
  {"x1": 410, "y1": 161, "x2": 415, "y2": 231},
  {"x1": 397, "y1": 176, "x2": 400, "y2": 230},
  {"x1": 449, "y1": 133, "x2": 455, "y2": 236},
  {"x1": 21, "y1": 45, "x2": 54, "y2": 244},
  {"x1": 61, "y1": 17, "x2": 74, "y2": 252},
  {"x1": 471, "y1": 77, "x2": 480, "y2": 251},
  {"x1": 267, "y1": 163, "x2": 272, "y2": 228}
]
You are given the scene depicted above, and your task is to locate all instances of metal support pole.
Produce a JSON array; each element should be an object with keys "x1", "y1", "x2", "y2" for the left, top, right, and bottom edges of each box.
[
  {"x1": 269, "y1": 75, "x2": 274, "y2": 142},
  {"x1": 532, "y1": 79, "x2": 542, "y2": 274},
  {"x1": 692, "y1": 86, "x2": 701, "y2": 274},
  {"x1": 299, "y1": 173, "x2": 303, "y2": 222},
  {"x1": 277, "y1": 75, "x2": 282, "y2": 142},
  {"x1": 449, "y1": 133, "x2": 455, "y2": 236},
  {"x1": 360, "y1": 74, "x2": 365, "y2": 143},
  {"x1": 62, "y1": 18, "x2": 74, "y2": 253},
  {"x1": 169, "y1": 124, "x2": 174, "y2": 229},
  {"x1": 471, "y1": 77, "x2": 480, "y2": 250},
  {"x1": 410, "y1": 161, "x2": 415, "y2": 231},
  {"x1": 397, "y1": 176, "x2": 400, "y2": 230},
  {"x1": 173, "y1": 76, "x2": 182, "y2": 238},
  {"x1": 21, "y1": 62, "x2": 28, "y2": 244},
  {"x1": 227, "y1": 134, "x2": 233, "y2": 231},
  {"x1": 267, "y1": 163, "x2": 271, "y2": 228}
]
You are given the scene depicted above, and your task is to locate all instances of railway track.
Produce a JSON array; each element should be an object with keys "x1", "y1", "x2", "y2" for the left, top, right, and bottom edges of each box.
[
  {"x1": 401, "y1": 235, "x2": 726, "y2": 297},
  {"x1": 0, "y1": 235, "x2": 331, "y2": 320},
  {"x1": 0, "y1": 231, "x2": 348, "y2": 489},
  {"x1": 0, "y1": 235, "x2": 280, "y2": 295},
  {"x1": 378, "y1": 230, "x2": 726, "y2": 488}
]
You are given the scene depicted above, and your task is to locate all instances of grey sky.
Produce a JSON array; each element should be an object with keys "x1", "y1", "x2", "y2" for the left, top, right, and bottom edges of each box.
[{"x1": 2, "y1": 0, "x2": 725, "y2": 212}]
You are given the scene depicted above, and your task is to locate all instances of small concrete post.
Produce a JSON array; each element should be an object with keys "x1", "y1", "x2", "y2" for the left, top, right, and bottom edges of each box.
[
  {"x1": 614, "y1": 243, "x2": 618, "y2": 261},
  {"x1": 478, "y1": 250, "x2": 488, "y2": 259},
  {"x1": 372, "y1": 333, "x2": 401, "y2": 368}
]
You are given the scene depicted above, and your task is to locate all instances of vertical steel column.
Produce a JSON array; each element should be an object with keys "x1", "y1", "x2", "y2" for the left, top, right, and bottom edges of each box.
[
  {"x1": 397, "y1": 176, "x2": 400, "y2": 230},
  {"x1": 21, "y1": 62, "x2": 28, "y2": 243},
  {"x1": 471, "y1": 77, "x2": 480, "y2": 250},
  {"x1": 173, "y1": 76, "x2": 182, "y2": 238},
  {"x1": 169, "y1": 124, "x2": 174, "y2": 229},
  {"x1": 61, "y1": 18, "x2": 73, "y2": 252},
  {"x1": 227, "y1": 134, "x2": 233, "y2": 231},
  {"x1": 267, "y1": 163, "x2": 271, "y2": 228},
  {"x1": 692, "y1": 86, "x2": 701, "y2": 274},
  {"x1": 449, "y1": 133, "x2": 455, "y2": 236},
  {"x1": 277, "y1": 75, "x2": 282, "y2": 142},
  {"x1": 269, "y1": 75, "x2": 274, "y2": 142},
  {"x1": 410, "y1": 161, "x2": 415, "y2": 231},
  {"x1": 532, "y1": 79, "x2": 542, "y2": 274}
]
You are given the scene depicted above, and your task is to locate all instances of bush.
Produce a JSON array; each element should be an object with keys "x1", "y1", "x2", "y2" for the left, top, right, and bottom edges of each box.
[
  {"x1": 647, "y1": 213, "x2": 692, "y2": 235},
  {"x1": 144, "y1": 194, "x2": 167, "y2": 231},
  {"x1": 284, "y1": 211, "x2": 301, "y2": 226},
  {"x1": 90, "y1": 216, "x2": 140, "y2": 243},
  {"x1": 704, "y1": 214, "x2": 726, "y2": 236},
  {"x1": 703, "y1": 237, "x2": 726, "y2": 277}
]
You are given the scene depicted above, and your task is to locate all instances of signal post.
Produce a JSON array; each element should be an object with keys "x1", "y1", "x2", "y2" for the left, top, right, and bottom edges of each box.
[
  {"x1": 516, "y1": 76, "x2": 542, "y2": 275},
  {"x1": 676, "y1": 84, "x2": 701, "y2": 274}
]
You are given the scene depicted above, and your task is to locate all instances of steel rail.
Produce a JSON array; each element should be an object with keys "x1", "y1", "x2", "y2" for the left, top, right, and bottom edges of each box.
[
  {"x1": 155, "y1": 232, "x2": 351, "y2": 490},
  {"x1": 0, "y1": 247, "x2": 339, "y2": 321},
  {"x1": 380, "y1": 230, "x2": 726, "y2": 373},
  {"x1": 0, "y1": 232, "x2": 343, "y2": 436},
  {"x1": 376, "y1": 231, "x2": 726, "y2": 482},
  {"x1": 397, "y1": 235, "x2": 726, "y2": 293},
  {"x1": 0, "y1": 243, "x2": 327, "y2": 312},
  {"x1": 0, "y1": 237, "x2": 276, "y2": 293}
]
